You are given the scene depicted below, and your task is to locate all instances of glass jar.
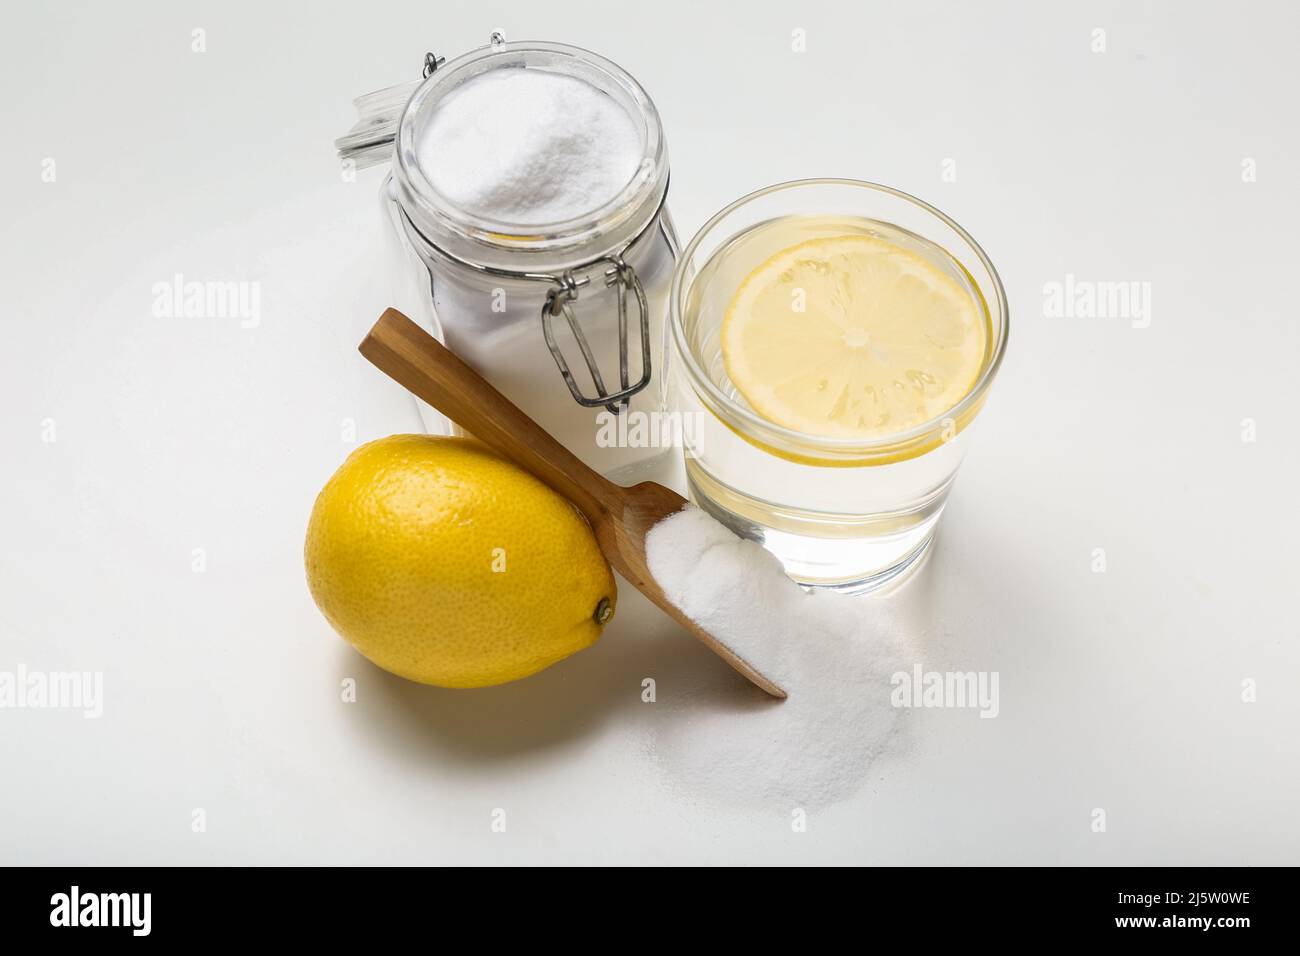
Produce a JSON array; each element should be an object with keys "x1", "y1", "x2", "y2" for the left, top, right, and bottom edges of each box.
[
  {"x1": 669, "y1": 179, "x2": 1009, "y2": 592},
  {"x1": 339, "y1": 36, "x2": 679, "y2": 479}
]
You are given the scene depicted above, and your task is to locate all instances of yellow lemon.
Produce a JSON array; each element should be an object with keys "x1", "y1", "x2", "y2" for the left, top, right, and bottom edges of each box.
[
  {"x1": 721, "y1": 233, "x2": 987, "y2": 439},
  {"x1": 304, "y1": 435, "x2": 615, "y2": 688}
]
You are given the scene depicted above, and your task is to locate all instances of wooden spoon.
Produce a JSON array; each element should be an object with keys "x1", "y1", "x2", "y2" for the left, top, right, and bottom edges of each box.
[{"x1": 360, "y1": 308, "x2": 785, "y2": 698}]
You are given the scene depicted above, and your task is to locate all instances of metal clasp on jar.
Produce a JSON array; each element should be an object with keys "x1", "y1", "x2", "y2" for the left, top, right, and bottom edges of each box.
[{"x1": 540, "y1": 254, "x2": 651, "y2": 414}]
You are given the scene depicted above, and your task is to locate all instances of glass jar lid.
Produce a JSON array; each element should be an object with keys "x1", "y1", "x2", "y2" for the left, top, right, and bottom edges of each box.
[{"x1": 393, "y1": 38, "x2": 668, "y2": 273}]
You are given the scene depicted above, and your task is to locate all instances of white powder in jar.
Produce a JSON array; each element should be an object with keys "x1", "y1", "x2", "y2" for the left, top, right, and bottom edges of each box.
[
  {"x1": 644, "y1": 505, "x2": 912, "y2": 810},
  {"x1": 418, "y1": 68, "x2": 643, "y2": 226}
]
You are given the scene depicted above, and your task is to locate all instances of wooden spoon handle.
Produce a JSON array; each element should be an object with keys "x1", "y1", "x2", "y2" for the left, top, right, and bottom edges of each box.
[{"x1": 360, "y1": 309, "x2": 622, "y2": 522}]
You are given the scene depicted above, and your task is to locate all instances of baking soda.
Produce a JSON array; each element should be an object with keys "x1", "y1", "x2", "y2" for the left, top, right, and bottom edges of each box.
[
  {"x1": 419, "y1": 68, "x2": 642, "y2": 225},
  {"x1": 645, "y1": 505, "x2": 911, "y2": 809}
]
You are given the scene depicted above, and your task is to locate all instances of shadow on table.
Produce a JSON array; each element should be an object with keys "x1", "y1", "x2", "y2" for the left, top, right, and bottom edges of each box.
[{"x1": 335, "y1": 582, "x2": 743, "y2": 767}]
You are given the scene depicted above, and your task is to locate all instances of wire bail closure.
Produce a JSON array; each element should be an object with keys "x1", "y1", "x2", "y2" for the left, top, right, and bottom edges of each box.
[
  {"x1": 541, "y1": 256, "x2": 652, "y2": 414},
  {"x1": 422, "y1": 52, "x2": 446, "y2": 78}
]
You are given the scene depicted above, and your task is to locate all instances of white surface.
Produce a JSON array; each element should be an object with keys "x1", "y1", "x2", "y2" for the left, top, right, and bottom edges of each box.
[{"x1": 2, "y1": 0, "x2": 1297, "y2": 865}]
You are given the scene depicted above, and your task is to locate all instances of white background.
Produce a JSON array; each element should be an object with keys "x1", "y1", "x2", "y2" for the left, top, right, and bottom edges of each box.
[{"x1": 2, "y1": 0, "x2": 1297, "y2": 865}]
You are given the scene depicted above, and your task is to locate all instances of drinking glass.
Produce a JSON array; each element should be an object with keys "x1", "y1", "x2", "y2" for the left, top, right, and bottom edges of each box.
[{"x1": 668, "y1": 179, "x2": 1009, "y2": 592}]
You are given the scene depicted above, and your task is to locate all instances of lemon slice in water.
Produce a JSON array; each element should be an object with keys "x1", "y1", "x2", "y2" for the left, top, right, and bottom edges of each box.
[{"x1": 721, "y1": 233, "x2": 987, "y2": 440}]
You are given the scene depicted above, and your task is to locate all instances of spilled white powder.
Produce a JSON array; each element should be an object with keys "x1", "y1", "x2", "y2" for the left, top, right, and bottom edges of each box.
[
  {"x1": 644, "y1": 505, "x2": 911, "y2": 810},
  {"x1": 420, "y1": 68, "x2": 642, "y2": 225}
]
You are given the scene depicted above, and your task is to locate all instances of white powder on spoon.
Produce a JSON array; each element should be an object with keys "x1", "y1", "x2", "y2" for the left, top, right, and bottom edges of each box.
[
  {"x1": 644, "y1": 505, "x2": 911, "y2": 810},
  {"x1": 419, "y1": 68, "x2": 643, "y2": 226}
]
